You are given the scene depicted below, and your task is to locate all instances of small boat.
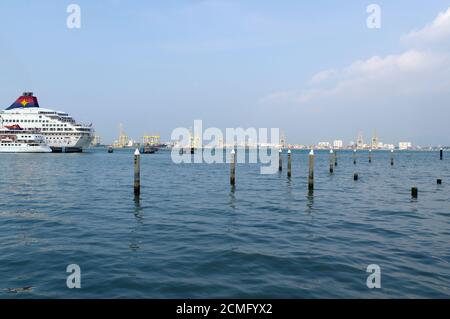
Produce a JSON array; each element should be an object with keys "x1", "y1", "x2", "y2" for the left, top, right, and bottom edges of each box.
[
  {"x1": 107, "y1": 146, "x2": 114, "y2": 153},
  {"x1": 142, "y1": 144, "x2": 158, "y2": 154}
]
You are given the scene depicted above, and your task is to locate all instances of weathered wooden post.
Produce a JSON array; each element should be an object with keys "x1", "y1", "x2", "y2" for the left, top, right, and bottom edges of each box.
[
  {"x1": 334, "y1": 150, "x2": 338, "y2": 167},
  {"x1": 369, "y1": 149, "x2": 372, "y2": 163},
  {"x1": 329, "y1": 149, "x2": 334, "y2": 174},
  {"x1": 440, "y1": 148, "x2": 443, "y2": 160},
  {"x1": 278, "y1": 149, "x2": 282, "y2": 172},
  {"x1": 390, "y1": 149, "x2": 394, "y2": 166},
  {"x1": 287, "y1": 149, "x2": 292, "y2": 178},
  {"x1": 437, "y1": 179, "x2": 442, "y2": 185},
  {"x1": 354, "y1": 173, "x2": 358, "y2": 181},
  {"x1": 353, "y1": 149, "x2": 356, "y2": 165},
  {"x1": 134, "y1": 148, "x2": 141, "y2": 196},
  {"x1": 308, "y1": 149, "x2": 314, "y2": 191},
  {"x1": 411, "y1": 187, "x2": 418, "y2": 199},
  {"x1": 230, "y1": 149, "x2": 236, "y2": 186}
]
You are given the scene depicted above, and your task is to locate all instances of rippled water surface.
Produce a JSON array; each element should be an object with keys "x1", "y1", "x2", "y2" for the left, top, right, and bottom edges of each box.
[{"x1": 0, "y1": 149, "x2": 449, "y2": 298}]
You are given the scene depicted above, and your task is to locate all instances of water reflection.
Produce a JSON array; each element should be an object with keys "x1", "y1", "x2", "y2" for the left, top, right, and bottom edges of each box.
[
  {"x1": 306, "y1": 190, "x2": 314, "y2": 212},
  {"x1": 286, "y1": 177, "x2": 292, "y2": 196},
  {"x1": 133, "y1": 195, "x2": 143, "y2": 224},
  {"x1": 229, "y1": 186, "x2": 236, "y2": 209},
  {"x1": 129, "y1": 196, "x2": 143, "y2": 252}
]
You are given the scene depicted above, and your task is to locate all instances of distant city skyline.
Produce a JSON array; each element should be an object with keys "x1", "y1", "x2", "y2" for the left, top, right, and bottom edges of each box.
[
  {"x1": 96, "y1": 122, "x2": 420, "y2": 148},
  {"x1": 1, "y1": 1, "x2": 450, "y2": 145},
  {"x1": 96, "y1": 124, "x2": 421, "y2": 149}
]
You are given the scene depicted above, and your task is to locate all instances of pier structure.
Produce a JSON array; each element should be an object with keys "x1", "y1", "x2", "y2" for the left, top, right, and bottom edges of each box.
[
  {"x1": 134, "y1": 148, "x2": 141, "y2": 196},
  {"x1": 278, "y1": 149, "x2": 282, "y2": 172},
  {"x1": 411, "y1": 187, "x2": 418, "y2": 198},
  {"x1": 230, "y1": 149, "x2": 236, "y2": 186},
  {"x1": 329, "y1": 149, "x2": 334, "y2": 173},
  {"x1": 308, "y1": 149, "x2": 314, "y2": 191},
  {"x1": 287, "y1": 149, "x2": 292, "y2": 178}
]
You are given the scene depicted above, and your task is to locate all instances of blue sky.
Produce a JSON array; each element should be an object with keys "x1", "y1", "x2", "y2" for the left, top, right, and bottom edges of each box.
[{"x1": 1, "y1": 0, "x2": 450, "y2": 145}]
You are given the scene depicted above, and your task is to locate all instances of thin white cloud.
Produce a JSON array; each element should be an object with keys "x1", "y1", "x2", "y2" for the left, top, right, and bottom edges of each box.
[
  {"x1": 310, "y1": 69, "x2": 337, "y2": 84},
  {"x1": 402, "y1": 7, "x2": 450, "y2": 46}
]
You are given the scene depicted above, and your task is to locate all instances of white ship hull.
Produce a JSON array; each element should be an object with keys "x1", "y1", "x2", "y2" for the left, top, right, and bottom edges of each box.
[
  {"x1": 0, "y1": 144, "x2": 52, "y2": 153},
  {"x1": 46, "y1": 133, "x2": 93, "y2": 152}
]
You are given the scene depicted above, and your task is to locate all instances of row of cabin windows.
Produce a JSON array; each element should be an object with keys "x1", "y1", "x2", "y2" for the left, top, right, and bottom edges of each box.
[
  {"x1": 46, "y1": 136, "x2": 83, "y2": 139},
  {"x1": 3, "y1": 119, "x2": 49, "y2": 123},
  {"x1": 3, "y1": 119, "x2": 77, "y2": 128},
  {"x1": 4, "y1": 120, "x2": 71, "y2": 127},
  {"x1": 43, "y1": 123, "x2": 68, "y2": 127},
  {"x1": 45, "y1": 133, "x2": 83, "y2": 137},
  {"x1": 42, "y1": 128, "x2": 73, "y2": 132}
]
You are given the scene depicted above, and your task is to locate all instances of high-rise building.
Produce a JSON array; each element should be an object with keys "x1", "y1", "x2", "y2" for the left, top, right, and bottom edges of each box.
[
  {"x1": 356, "y1": 132, "x2": 364, "y2": 149},
  {"x1": 371, "y1": 132, "x2": 379, "y2": 150},
  {"x1": 399, "y1": 142, "x2": 412, "y2": 150},
  {"x1": 280, "y1": 130, "x2": 286, "y2": 148},
  {"x1": 333, "y1": 140, "x2": 343, "y2": 149},
  {"x1": 114, "y1": 123, "x2": 129, "y2": 148},
  {"x1": 91, "y1": 134, "x2": 101, "y2": 146},
  {"x1": 318, "y1": 142, "x2": 331, "y2": 148}
]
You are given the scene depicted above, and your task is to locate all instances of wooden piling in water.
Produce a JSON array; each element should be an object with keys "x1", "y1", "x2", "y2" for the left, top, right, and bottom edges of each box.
[
  {"x1": 369, "y1": 149, "x2": 372, "y2": 163},
  {"x1": 279, "y1": 149, "x2": 282, "y2": 172},
  {"x1": 134, "y1": 148, "x2": 141, "y2": 196},
  {"x1": 308, "y1": 149, "x2": 314, "y2": 191},
  {"x1": 437, "y1": 179, "x2": 442, "y2": 185},
  {"x1": 353, "y1": 149, "x2": 356, "y2": 165},
  {"x1": 354, "y1": 173, "x2": 358, "y2": 181},
  {"x1": 440, "y1": 148, "x2": 443, "y2": 160},
  {"x1": 334, "y1": 150, "x2": 338, "y2": 167},
  {"x1": 329, "y1": 149, "x2": 334, "y2": 174},
  {"x1": 390, "y1": 150, "x2": 394, "y2": 166},
  {"x1": 287, "y1": 149, "x2": 292, "y2": 178},
  {"x1": 230, "y1": 149, "x2": 236, "y2": 186},
  {"x1": 411, "y1": 187, "x2": 418, "y2": 199}
]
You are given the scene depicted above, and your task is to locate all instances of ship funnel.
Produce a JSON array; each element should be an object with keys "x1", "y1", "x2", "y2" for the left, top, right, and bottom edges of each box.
[{"x1": 6, "y1": 92, "x2": 40, "y2": 110}]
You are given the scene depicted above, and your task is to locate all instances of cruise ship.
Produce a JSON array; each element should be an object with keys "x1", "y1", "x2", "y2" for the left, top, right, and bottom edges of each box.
[
  {"x1": 0, "y1": 125, "x2": 52, "y2": 153},
  {"x1": 0, "y1": 92, "x2": 94, "y2": 152}
]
